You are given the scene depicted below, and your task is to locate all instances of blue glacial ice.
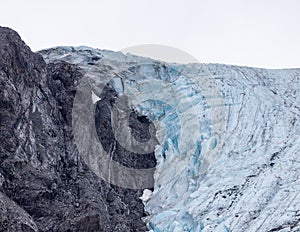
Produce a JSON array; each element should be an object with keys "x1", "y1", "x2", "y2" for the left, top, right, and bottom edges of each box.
[{"x1": 41, "y1": 46, "x2": 300, "y2": 232}]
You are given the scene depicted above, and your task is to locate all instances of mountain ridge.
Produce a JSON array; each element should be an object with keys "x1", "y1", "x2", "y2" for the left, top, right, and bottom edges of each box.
[{"x1": 0, "y1": 26, "x2": 299, "y2": 232}]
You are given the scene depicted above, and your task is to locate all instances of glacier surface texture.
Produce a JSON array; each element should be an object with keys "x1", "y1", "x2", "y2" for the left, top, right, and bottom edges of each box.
[{"x1": 40, "y1": 46, "x2": 300, "y2": 232}]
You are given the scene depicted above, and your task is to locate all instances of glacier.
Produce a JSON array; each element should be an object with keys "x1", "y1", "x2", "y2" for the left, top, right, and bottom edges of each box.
[{"x1": 40, "y1": 46, "x2": 300, "y2": 232}]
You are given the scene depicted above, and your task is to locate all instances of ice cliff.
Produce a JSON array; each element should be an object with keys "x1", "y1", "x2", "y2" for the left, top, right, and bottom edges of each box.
[{"x1": 40, "y1": 46, "x2": 300, "y2": 231}]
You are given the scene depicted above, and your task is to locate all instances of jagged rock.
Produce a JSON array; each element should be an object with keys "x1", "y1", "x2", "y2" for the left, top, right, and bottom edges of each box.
[
  {"x1": 0, "y1": 191, "x2": 38, "y2": 232},
  {"x1": 0, "y1": 27, "x2": 154, "y2": 231}
]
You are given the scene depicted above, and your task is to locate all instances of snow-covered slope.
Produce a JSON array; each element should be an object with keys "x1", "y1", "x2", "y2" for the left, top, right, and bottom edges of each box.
[{"x1": 40, "y1": 47, "x2": 300, "y2": 232}]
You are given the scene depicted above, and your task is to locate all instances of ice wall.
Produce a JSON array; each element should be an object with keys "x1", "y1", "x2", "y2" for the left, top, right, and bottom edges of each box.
[{"x1": 40, "y1": 47, "x2": 300, "y2": 232}]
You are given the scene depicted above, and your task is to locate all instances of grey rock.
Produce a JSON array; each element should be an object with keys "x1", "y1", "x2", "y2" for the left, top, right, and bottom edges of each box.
[
  {"x1": 0, "y1": 191, "x2": 38, "y2": 232},
  {"x1": 0, "y1": 27, "x2": 155, "y2": 231}
]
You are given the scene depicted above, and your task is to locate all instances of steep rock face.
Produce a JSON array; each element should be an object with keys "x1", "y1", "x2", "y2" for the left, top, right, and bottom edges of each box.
[{"x1": 0, "y1": 27, "x2": 154, "y2": 231}]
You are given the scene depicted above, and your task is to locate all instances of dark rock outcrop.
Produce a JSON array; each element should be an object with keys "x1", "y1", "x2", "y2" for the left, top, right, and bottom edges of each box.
[{"x1": 0, "y1": 27, "x2": 155, "y2": 231}]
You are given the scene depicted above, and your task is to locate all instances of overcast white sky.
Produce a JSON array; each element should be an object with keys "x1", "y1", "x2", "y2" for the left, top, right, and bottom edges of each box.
[{"x1": 1, "y1": 0, "x2": 299, "y2": 68}]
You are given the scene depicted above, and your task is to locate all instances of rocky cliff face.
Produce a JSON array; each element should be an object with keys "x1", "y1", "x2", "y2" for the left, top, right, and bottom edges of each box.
[{"x1": 0, "y1": 27, "x2": 154, "y2": 231}]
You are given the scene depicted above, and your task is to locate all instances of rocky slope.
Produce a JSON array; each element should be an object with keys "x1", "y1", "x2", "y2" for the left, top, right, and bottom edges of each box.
[{"x1": 0, "y1": 27, "x2": 154, "y2": 231}]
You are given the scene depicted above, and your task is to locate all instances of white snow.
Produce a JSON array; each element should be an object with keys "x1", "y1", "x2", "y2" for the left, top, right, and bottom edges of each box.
[
  {"x1": 140, "y1": 189, "x2": 153, "y2": 205},
  {"x1": 91, "y1": 90, "x2": 101, "y2": 104}
]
